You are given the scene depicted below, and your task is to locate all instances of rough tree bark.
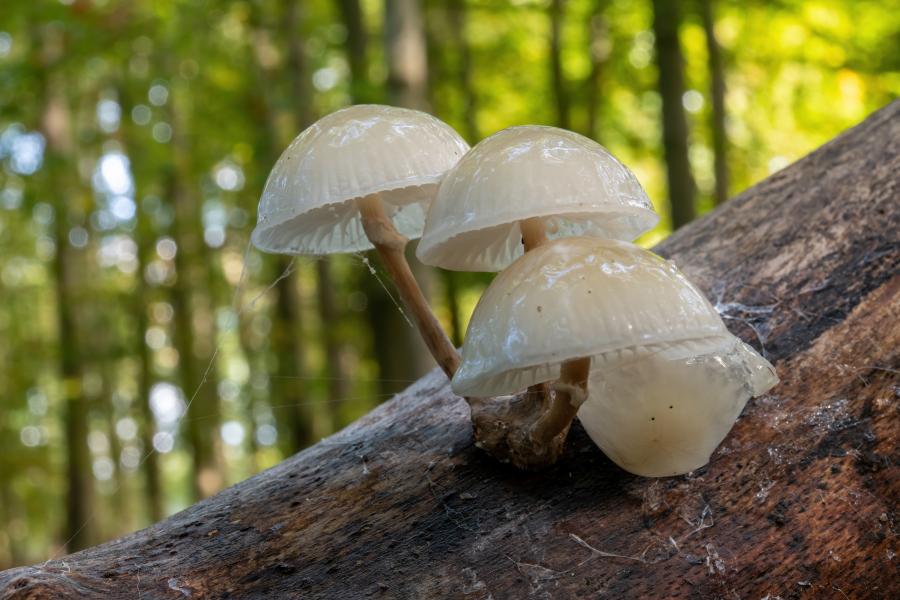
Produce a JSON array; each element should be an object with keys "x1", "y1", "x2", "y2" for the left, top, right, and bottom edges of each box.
[{"x1": 2, "y1": 104, "x2": 898, "y2": 599}]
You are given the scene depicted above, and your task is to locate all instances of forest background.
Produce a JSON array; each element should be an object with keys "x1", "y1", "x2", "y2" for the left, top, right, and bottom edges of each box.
[{"x1": 0, "y1": 0, "x2": 897, "y2": 566}]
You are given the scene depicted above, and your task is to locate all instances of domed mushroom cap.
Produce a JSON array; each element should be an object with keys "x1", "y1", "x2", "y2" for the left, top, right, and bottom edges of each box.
[
  {"x1": 417, "y1": 126, "x2": 658, "y2": 271},
  {"x1": 451, "y1": 237, "x2": 727, "y2": 397},
  {"x1": 577, "y1": 336, "x2": 778, "y2": 477},
  {"x1": 252, "y1": 104, "x2": 469, "y2": 255}
]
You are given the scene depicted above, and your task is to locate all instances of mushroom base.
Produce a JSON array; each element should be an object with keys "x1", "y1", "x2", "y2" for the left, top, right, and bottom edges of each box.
[{"x1": 467, "y1": 385, "x2": 573, "y2": 470}]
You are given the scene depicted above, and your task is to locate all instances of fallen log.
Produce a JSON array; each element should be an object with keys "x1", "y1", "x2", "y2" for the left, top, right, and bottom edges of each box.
[{"x1": 2, "y1": 102, "x2": 898, "y2": 599}]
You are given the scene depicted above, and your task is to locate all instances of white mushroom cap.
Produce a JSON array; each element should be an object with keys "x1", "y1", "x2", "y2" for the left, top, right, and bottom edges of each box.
[
  {"x1": 416, "y1": 126, "x2": 658, "y2": 271},
  {"x1": 577, "y1": 336, "x2": 778, "y2": 477},
  {"x1": 451, "y1": 237, "x2": 727, "y2": 397},
  {"x1": 252, "y1": 104, "x2": 470, "y2": 255}
]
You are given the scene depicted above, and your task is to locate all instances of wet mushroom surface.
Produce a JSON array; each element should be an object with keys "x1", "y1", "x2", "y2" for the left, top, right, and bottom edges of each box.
[
  {"x1": 417, "y1": 125, "x2": 659, "y2": 272},
  {"x1": 251, "y1": 104, "x2": 469, "y2": 378},
  {"x1": 453, "y1": 237, "x2": 777, "y2": 473}
]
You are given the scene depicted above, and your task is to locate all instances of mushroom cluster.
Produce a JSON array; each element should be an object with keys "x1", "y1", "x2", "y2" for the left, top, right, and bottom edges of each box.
[{"x1": 252, "y1": 104, "x2": 778, "y2": 477}]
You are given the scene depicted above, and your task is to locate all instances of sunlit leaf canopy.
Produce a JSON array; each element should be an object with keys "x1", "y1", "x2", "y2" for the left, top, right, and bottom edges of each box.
[{"x1": 0, "y1": 0, "x2": 897, "y2": 566}]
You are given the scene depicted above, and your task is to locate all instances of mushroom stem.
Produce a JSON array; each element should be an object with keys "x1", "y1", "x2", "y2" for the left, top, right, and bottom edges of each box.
[
  {"x1": 531, "y1": 357, "x2": 591, "y2": 444},
  {"x1": 358, "y1": 194, "x2": 461, "y2": 379},
  {"x1": 520, "y1": 217, "x2": 549, "y2": 251},
  {"x1": 519, "y1": 217, "x2": 591, "y2": 444}
]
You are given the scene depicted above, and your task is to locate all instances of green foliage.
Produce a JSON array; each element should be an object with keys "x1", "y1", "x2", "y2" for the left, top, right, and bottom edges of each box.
[{"x1": 0, "y1": 0, "x2": 897, "y2": 567}]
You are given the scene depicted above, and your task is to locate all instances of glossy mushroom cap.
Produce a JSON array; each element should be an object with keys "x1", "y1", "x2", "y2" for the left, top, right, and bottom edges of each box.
[
  {"x1": 577, "y1": 336, "x2": 778, "y2": 477},
  {"x1": 451, "y1": 237, "x2": 726, "y2": 397},
  {"x1": 416, "y1": 126, "x2": 658, "y2": 271},
  {"x1": 252, "y1": 104, "x2": 469, "y2": 255}
]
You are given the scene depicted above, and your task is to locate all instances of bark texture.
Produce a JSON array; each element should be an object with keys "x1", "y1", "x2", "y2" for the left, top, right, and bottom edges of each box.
[{"x1": 2, "y1": 103, "x2": 899, "y2": 599}]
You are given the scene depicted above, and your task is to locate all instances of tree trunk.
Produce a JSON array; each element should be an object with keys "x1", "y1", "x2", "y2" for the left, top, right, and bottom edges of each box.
[
  {"x1": 385, "y1": 0, "x2": 429, "y2": 112},
  {"x1": 585, "y1": 0, "x2": 609, "y2": 141},
  {"x1": 283, "y1": 0, "x2": 349, "y2": 429},
  {"x1": 448, "y1": 0, "x2": 479, "y2": 143},
  {"x1": 315, "y1": 259, "x2": 349, "y2": 427},
  {"x1": 3, "y1": 102, "x2": 897, "y2": 600},
  {"x1": 51, "y1": 172, "x2": 92, "y2": 554},
  {"x1": 442, "y1": 270, "x2": 464, "y2": 348},
  {"x1": 100, "y1": 362, "x2": 127, "y2": 539},
  {"x1": 549, "y1": 0, "x2": 570, "y2": 130},
  {"x1": 340, "y1": 0, "x2": 431, "y2": 393},
  {"x1": 118, "y1": 83, "x2": 164, "y2": 523},
  {"x1": 168, "y1": 90, "x2": 223, "y2": 500},
  {"x1": 132, "y1": 235, "x2": 164, "y2": 523},
  {"x1": 652, "y1": 0, "x2": 696, "y2": 228},
  {"x1": 271, "y1": 256, "x2": 315, "y2": 453},
  {"x1": 336, "y1": 0, "x2": 372, "y2": 103},
  {"x1": 39, "y1": 54, "x2": 92, "y2": 552},
  {"x1": 381, "y1": 0, "x2": 438, "y2": 381},
  {"x1": 701, "y1": 0, "x2": 729, "y2": 206},
  {"x1": 247, "y1": 1, "x2": 318, "y2": 452}
]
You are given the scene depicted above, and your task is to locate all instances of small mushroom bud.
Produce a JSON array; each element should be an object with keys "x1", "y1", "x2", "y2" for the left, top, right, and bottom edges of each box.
[
  {"x1": 417, "y1": 125, "x2": 659, "y2": 272},
  {"x1": 252, "y1": 104, "x2": 469, "y2": 378}
]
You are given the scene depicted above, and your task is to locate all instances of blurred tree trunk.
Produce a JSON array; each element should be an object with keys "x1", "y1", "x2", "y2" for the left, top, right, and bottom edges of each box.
[
  {"x1": 385, "y1": 0, "x2": 429, "y2": 111},
  {"x1": 337, "y1": 0, "x2": 372, "y2": 103},
  {"x1": 377, "y1": 0, "x2": 435, "y2": 391},
  {"x1": 248, "y1": 4, "x2": 316, "y2": 453},
  {"x1": 652, "y1": 0, "x2": 696, "y2": 228},
  {"x1": 118, "y1": 84, "x2": 164, "y2": 523},
  {"x1": 270, "y1": 257, "x2": 314, "y2": 453},
  {"x1": 0, "y1": 340, "x2": 24, "y2": 566},
  {"x1": 314, "y1": 260, "x2": 348, "y2": 426},
  {"x1": 700, "y1": 0, "x2": 729, "y2": 206},
  {"x1": 336, "y1": 4, "x2": 412, "y2": 398},
  {"x1": 168, "y1": 89, "x2": 223, "y2": 500},
  {"x1": 441, "y1": 0, "x2": 477, "y2": 348},
  {"x1": 448, "y1": 0, "x2": 478, "y2": 143},
  {"x1": 0, "y1": 466, "x2": 19, "y2": 566},
  {"x1": 51, "y1": 148, "x2": 91, "y2": 553},
  {"x1": 442, "y1": 270, "x2": 464, "y2": 348},
  {"x1": 132, "y1": 239, "x2": 164, "y2": 521},
  {"x1": 285, "y1": 0, "x2": 349, "y2": 428},
  {"x1": 100, "y1": 361, "x2": 126, "y2": 537},
  {"x1": 585, "y1": 0, "x2": 609, "y2": 141},
  {"x1": 235, "y1": 315, "x2": 262, "y2": 473},
  {"x1": 38, "y1": 38, "x2": 92, "y2": 550},
  {"x1": 549, "y1": 0, "x2": 571, "y2": 130}
]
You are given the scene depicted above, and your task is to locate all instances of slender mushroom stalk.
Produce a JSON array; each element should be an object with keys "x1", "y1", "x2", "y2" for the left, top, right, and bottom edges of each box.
[
  {"x1": 250, "y1": 104, "x2": 470, "y2": 383},
  {"x1": 358, "y1": 194, "x2": 460, "y2": 378},
  {"x1": 532, "y1": 357, "x2": 591, "y2": 444},
  {"x1": 520, "y1": 217, "x2": 592, "y2": 445},
  {"x1": 520, "y1": 217, "x2": 549, "y2": 251}
]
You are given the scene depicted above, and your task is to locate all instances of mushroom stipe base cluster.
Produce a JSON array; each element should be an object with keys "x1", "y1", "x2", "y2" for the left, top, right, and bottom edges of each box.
[{"x1": 251, "y1": 104, "x2": 778, "y2": 476}]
